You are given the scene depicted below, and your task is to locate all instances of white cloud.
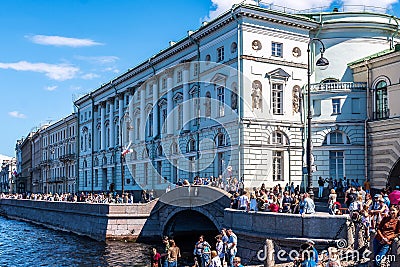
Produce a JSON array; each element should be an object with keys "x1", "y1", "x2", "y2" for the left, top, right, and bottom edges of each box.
[
  {"x1": 103, "y1": 67, "x2": 120, "y2": 73},
  {"x1": 45, "y1": 85, "x2": 58, "y2": 91},
  {"x1": 75, "y1": 55, "x2": 119, "y2": 64},
  {"x1": 81, "y1": 73, "x2": 100, "y2": 80},
  {"x1": 26, "y1": 35, "x2": 103, "y2": 47},
  {"x1": 0, "y1": 61, "x2": 79, "y2": 81},
  {"x1": 8, "y1": 111, "x2": 26, "y2": 119}
]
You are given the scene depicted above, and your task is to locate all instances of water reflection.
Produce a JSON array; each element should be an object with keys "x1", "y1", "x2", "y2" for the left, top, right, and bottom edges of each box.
[{"x1": 0, "y1": 216, "x2": 151, "y2": 266}]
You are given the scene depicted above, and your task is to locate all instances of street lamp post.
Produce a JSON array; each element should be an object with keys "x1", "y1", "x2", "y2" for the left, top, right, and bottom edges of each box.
[
  {"x1": 307, "y1": 38, "x2": 329, "y2": 199},
  {"x1": 120, "y1": 113, "x2": 132, "y2": 195}
]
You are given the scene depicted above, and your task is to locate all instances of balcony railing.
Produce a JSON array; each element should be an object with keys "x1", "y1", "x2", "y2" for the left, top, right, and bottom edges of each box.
[
  {"x1": 309, "y1": 82, "x2": 367, "y2": 92},
  {"x1": 59, "y1": 153, "x2": 76, "y2": 162},
  {"x1": 373, "y1": 108, "x2": 390, "y2": 120}
]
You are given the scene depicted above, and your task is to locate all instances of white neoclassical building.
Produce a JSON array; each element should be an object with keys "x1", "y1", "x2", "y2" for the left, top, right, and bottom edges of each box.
[{"x1": 74, "y1": 3, "x2": 399, "y2": 194}]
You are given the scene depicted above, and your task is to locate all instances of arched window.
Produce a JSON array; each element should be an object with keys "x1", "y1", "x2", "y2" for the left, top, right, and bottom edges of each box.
[
  {"x1": 157, "y1": 145, "x2": 163, "y2": 157},
  {"x1": 130, "y1": 150, "x2": 137, "y2": 160},
  {"x1": 323, "y1": 131, "x2": 351, "y2": 145},
  {"x1": 205, "y1": 91, "x2": 211, "y2": 117},
  {"x1": 375, "y1": 80, "x2": 388, "y2": 119},
  {"x1": 94, "y1": 157, "x2": 99, "y2": 167},
  {"x1": 187, "y1": 139, "x2": 196, "y2": 152},
  {"x1": 216, "y1": 133, "x2": 226, "y2": 147},
  {"x1": 271, "y1": 131, "x2": 288, "y2": 145},
  {"x1": 171, "y1": 142, "x2": 179, "y2": 155},
  {"x1": 231, "y1": 82, "x2": 238, "y2": 111}
]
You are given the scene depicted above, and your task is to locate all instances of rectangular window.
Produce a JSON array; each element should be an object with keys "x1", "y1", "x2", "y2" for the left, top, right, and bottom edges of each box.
[
  {"x1": 217, "y1": 46, "x2": 225, "y2": 62},
  {"x1": 162, "y1": 78, "x2": 167, "y2": 89},
  {"x1": 272, "y1": 151, "x2": 283, "y2": 181},
  {"x1": 330, "y1": 132, "x2": 343, "y2": 144},
  {"x1": 144, "y1": 162, "x2": 148, "y2": 185},
  {"x1": 177, "y1": 70, "x2": 182, "y2": 83},
  {"x1": 272, "y1": 83, "x2": 283, "y2": 115},
  {"x1": 115, "y1": 98, "x2": 119, "y2": 110},
  {"x1": 352, "y1": 98, "x2": 360, "y2": 114},
  {"x1": 131, "y1": 164, "x2": 136, "y2": 178},
  {"x1": 217, "y1": 86, "x2": 225, "y2": 117},
  {"x1": 125, "y1": 94, "x2": 129, "y2": 106},
  {"x1": 376, "y1": 89, "x2": 388, "y2": 119},
  {"x1": 332, "y1": 99, "x2": 341, "y2": 114},
  {"x1": 136, "y1": 118, "x2": 140, "y2": 139},
  {"x1": 162, "y1": 109, "x2": 167, "y2": 133},
  {"x1": 194, "y1": 63, "x2": 199, "y2": 77},
  {"x1": 313, "y1": 99, "x2": 321, "y2": 116},
  {"x1": 329, "y1": 151, "x2": 344, "y2": 180},
  {"x1": 148, "y1": 113, "x2": 153, "y2": 137},
  {"x1": 271, "y1": 42, "x2": 283, "y2": 57}
]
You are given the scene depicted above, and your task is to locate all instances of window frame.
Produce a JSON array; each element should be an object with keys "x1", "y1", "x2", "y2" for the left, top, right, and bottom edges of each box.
[{"x1": 271, "y1": 42, "x2": 283, "y2": 57}]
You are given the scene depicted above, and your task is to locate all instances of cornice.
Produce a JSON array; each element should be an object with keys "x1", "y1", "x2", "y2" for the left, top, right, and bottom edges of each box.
[{"x1": 241, "y1": 55, "x2": 307, "y2": 69}]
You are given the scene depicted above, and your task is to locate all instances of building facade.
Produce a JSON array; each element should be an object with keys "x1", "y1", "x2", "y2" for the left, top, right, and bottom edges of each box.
[
  {"x1": 37, "y1": 114, "x2": 78, "y2": 194},
  {"x1": 0, "y1": 155, "x2": 15, "y2": 193},
  {"x1": 350, "y1": 44, "x2": 400, "y2": 189},
  {"x1": 74, "y1": 3, "x2": 399, "y2": 193}
]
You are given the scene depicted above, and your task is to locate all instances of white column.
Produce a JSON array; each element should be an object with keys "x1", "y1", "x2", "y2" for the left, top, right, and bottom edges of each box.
[
  {"x1": 109, "y1": 99, "x2": 114, "y2": 148},
  {"x1": 128, "y1": 93, "x2": 134, "y2": 143},
  {"x1": 93, "y1": 105, "x2": 98, "y2": 151},
  {"x1": 152, "y1": 81, "x2": 159, "y2": 138},
  {"x1": 100, "y1": 102, "x2": 106, "y2": 151},
  {"x1": 119, "y1": 95, "x2": 124, "y2": 145},
  {"x1": 167, "y1": 76, "x2": 174, "y2": 135},
  {"x1": 182, "y1": 67, "x2": 190, "y2": 132},
  {"x1": 140, "y1": 87, "x2": 146, "y2": 141}
]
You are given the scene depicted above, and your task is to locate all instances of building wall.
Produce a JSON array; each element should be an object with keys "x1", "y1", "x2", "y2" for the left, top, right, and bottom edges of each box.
[
  {"x1": 311, "y1": 89, "x2": 367, "y2": 185},
  {"x1": 39, "y1": 114, "x2": 78, "y2": 194},
  {"x1": 350, "y1": 49, "x2": 400, "y2": 189}
]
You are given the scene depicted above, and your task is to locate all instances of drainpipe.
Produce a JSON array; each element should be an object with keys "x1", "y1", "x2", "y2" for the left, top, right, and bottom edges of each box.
[
  {"x1": 231, "y1": 3, "x2": 243, "y2": 187},
  {"x1": 73, "y1": 101, "x2": 80, "y2": 194},
  {"x1": 188, "y1": 29, "x2": 201, "y2": 178}
]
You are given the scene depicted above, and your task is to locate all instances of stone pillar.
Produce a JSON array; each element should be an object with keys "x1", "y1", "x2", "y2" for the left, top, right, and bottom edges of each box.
[
  {"x1": 140, "y1": 86, "x2": 146, "y2": 141},
  {"x1": 93, "y1": 105, "x2": 98, "y2": 151},
  {"x1": 167, "y1": 74, "x2": 174, "y2": 135},
  {"x1": 100, "y1": 102, "x2": 106, "y2": 151},
  {"x1": 118, "y1": 94, "x2": 124, "y2": 146},
  {"x1": 109, "y1": 99, "x2": 114, "y2": 149},
  {"x1": 182, "y1": 67, "x2": 190, "y2": 132},
  {"x1": 152, "y1": 80, "x2": 159, "y2": 138},
  {"x1": 264, "y1": 239, "x2": 274, "y2": 267}
]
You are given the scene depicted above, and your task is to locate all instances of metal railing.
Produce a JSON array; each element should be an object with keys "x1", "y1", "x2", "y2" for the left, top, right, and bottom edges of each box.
[
  {"x1": 255, "y1": 2, "x2": 393, "y2": 15},
  {"x1": 309, "y1": 82, "x2": 367, "y2": 92}
]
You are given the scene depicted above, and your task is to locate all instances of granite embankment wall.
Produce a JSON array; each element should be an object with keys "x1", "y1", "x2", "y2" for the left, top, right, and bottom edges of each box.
[
  {"x1": 0, "y1": 199, "x2": 156, "y2": 241},
  {"x1": 224, "y1": 209, "x2": 351, "y2": 264}
]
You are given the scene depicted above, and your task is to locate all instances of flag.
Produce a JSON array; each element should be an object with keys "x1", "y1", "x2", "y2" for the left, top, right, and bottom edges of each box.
[{"x1": 121, "y1": 141, "x2": 132, "y2": 157}]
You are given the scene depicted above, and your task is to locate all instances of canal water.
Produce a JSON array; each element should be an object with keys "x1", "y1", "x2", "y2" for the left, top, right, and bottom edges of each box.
[{"x1": 0, "y1": 216, "x2": 152, "y2": 266}]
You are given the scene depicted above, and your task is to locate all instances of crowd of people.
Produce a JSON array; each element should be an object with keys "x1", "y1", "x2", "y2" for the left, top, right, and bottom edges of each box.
[
  {"x1": 151, "y1": 229, "x2": 242, "y2": 267},
  {"x1": 0, "y1": 191, "x2": 142, "y2": 204},
  {"x1": 229, "y1": 183, "x2": 316, "y2": 215}
]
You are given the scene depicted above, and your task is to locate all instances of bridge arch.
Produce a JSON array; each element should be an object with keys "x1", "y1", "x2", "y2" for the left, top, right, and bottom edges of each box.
[{"x1": 388, "y1": 158, "x2": 400, "y2": 188}]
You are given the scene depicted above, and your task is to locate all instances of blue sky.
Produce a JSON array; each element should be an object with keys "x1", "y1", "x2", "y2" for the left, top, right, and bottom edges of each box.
[{"x1": 1, "y1": 0, "x2": 399, "y2": 157}]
